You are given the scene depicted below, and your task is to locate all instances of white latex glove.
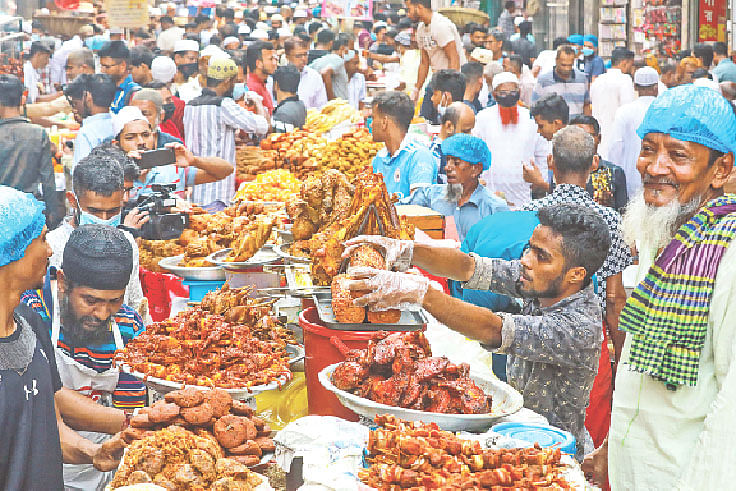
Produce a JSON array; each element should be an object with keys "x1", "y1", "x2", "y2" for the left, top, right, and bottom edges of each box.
[
  {"x1": 342, "y1": 235, "x2": 414, "y2": 271},
  {"x1": 345, "y1": 267, "x2": 430, "y2": 311}
]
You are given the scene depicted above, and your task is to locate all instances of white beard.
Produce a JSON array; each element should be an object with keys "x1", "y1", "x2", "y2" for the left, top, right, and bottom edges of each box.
[
  {"x1": 445, "y1": 183, "x2": 463, "y2": 203},
  {"x1": 622, "y1": 190, "x2": 703, "y2": 251}
]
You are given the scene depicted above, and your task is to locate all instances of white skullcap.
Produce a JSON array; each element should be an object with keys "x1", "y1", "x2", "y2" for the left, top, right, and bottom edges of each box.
[
  {"x1": 256, "y1": 21, "x2": 269, "y2": 31},
  {"x1": 112, "y1": 106, "x2": 148, "y2": 136},
  {"x1": 224, "y1": 36, "x2": 240, "y2": 46},
  {"x1": 271, "y1": 13, "x2": 284, "y2": 21},
  {"x1": 238, "y1": 25, "x2": 251, "y2": 34},
  {"x1": 174, "y1": 39, "x2": 199, "y2": 53},
  {"x1": 633, "y1": 66, "x2": 659, "y2": 86},
  {"x1": 109, "y1": 26, "x2": 124, "y2": 35},
  {"x1": 149, "y1": 7, "x2": 162, "y2": 15},
  {"x1": 694, "y1": 77, "x2": 722, "y2": 94},
  {"x1": 201, "y1": 44, "x2": 226, "y2": 58},
  {"x1": 251, "y1": 29, "x2": 269, "y2": 40},
  {"x1": 514, "y1": 16, "x2": 524, "y2": 26},
  {"x1": 294, "y1": 9, "x2": 308, "y2": 18},
  {"x1": 492, "y1": 71, "x2": 520, "y2": 90},
  {"x1": 151, "y1": 56, "x2": 177, "y2": 83}
]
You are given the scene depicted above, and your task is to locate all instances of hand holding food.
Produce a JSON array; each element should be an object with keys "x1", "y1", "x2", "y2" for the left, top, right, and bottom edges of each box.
[
  {"x1": 346, "y1": 267, "x2": 431, "y2": 311},
  {"x1": 343, "y1": 235, "x2": 414, "y2": 271}
]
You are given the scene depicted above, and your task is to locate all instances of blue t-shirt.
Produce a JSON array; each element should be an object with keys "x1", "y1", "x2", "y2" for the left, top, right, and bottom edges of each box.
[
  {"x1": 372, "y1": 137, "x2": 438, "y2": 199},
  {"x1": 111, "y1": 74, "x2": 141, "y2": 114}
]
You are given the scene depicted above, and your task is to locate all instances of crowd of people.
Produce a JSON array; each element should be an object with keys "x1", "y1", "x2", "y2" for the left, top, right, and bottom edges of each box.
[{"x1": 2, "y1": 0, "x2": 736, "y2": 489}]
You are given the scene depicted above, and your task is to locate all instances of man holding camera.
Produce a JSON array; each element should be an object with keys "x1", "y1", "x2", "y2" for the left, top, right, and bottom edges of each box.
[{"x1": 111, "y1": 105, "x2": 232, "y2": 199}]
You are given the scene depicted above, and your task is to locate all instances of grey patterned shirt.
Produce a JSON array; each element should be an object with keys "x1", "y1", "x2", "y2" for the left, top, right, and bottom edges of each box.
[{"x1": 466, "y1": 256, "x2": 603, "y2": 459}]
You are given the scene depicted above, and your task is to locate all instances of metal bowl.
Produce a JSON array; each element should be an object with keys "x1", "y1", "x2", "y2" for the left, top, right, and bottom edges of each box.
[
  {"x1": 319, "y1": 363, "x2": 523, "y2": 432},
  {"x1": 206, "y1": 248, "x2": 279, "y2": 270},
  {"x1": 158, "y1": 255, "x2": 226, "y2": 281}
]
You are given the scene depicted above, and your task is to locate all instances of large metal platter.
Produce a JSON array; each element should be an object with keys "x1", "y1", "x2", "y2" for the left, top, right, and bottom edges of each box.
[
  {"x1": 319, "y1": 363, "x2": 523, "y2": 432},
  {"x1": 158, "y1": 255, "x2": 226, "y2": 281},
  {"x1": 286, "y1": 344, "x2": 305, "y2": 365},
  {"x1": 313, "y1": 292, "x2": 426, "y2": 331},
  {"x1": 120, "y1": 364, "x2": 291, "y2": 400},
  {"x1": 206, "y1": 247, "x2": 279, "y2": 269},
  {"x1": 274, "y1": 242, "x2": 311, "y2": 264}
]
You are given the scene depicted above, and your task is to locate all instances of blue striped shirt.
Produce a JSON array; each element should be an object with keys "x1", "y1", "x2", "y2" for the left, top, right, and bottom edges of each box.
[{"x1": 532, "y1": 68, "x2": 590, "y2": 116}]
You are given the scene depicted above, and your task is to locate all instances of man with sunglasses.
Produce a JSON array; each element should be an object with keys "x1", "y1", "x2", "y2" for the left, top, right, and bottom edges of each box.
[{"x1": 64, "y1": 74, "x2": 117, "y2": 167}]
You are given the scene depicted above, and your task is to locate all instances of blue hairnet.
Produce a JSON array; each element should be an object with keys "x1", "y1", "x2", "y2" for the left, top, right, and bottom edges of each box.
[
  {"x1": 0, "y1": 186, "x2": 45, "y2": 267},
  {"x1": 441, "y1": 134, "x2": 492, "y2": 171},
  {"x1": 583, "y1": 35, "x2": 598, "y2": 47},
  {"x1": 637, "y1": 85, "x2": 736, "y2": 155},
  {"x1": 567, "y1": 34, "x2": 584, "y2": 46}
]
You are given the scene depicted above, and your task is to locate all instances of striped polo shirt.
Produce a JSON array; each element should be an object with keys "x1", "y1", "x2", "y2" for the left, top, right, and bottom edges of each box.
[
  {"x1": 532, "y1": 67, "x2": 590, "y2": 116},
  {"x1": 21, "y1": 290, "x2": 147, "y2": 409}
]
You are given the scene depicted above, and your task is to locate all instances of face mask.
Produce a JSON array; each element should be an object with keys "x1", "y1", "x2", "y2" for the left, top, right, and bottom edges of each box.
[
  {"x1": 343, "y1": 50, "x2": 356, "y2": 62},
  {"x1": 583, "y1": 48, "x2": 594, "y2": 57},
  {"x1": 496, "y1": 91, "x2": 520, "y2": 107},
  {"x1": 179, "y1": 62, "x2": 199, "y2": 78},
  {"x1": 162, "y1": 102, "x2": 176, "y2": 121},
  {"x1": 437, "y1": 104, "x2": 447, "y2": 118},
  {"x1": 371, "y1": 33, "x2": 377, "y2": 42},
  {"x1": 77, "y1": 207, "x2": 121, "y2": 228},
  {"x1": 233, "y1": 83, "x2": 247, "y2": 100},
  {"x1": 31, "y1": 34, "x2": 40, "y2": 41}
]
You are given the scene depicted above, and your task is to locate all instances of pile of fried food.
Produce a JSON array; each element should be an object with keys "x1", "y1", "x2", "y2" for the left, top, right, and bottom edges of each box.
[
  {"x1": 286, "y1": 169, "x2": 414, "y2": 285},
  {"x1": 139, "y1": 239, "x2": 184, "y2": 272},
  {"x1": 332, "y1": 332, "x2": 491, "y2": 414},
  {"x1": 233, "y1": 169, "x2": 301, "y2": 203},
  {"x1": 236, "y1": 145, "x2": 278, "y2": 182},
  {"x1": 115, "y1": 291, "x2": 292, "y2": 389},
  {"x1": 303, "y1": 99, "x2": 362, "y2": 133},
  {"x1": 331, "y1": 244, "x2": 400, "y2": 324},
  {"x1": 112, "y1": 422, "x2": 266, "y2": 489},
  {"x1": 360, "y1": 415, "x2": 573, "y2": 489}
]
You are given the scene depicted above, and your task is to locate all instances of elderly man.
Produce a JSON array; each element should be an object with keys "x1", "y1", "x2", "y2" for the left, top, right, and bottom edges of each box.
[
  {"x1": 583, "y1": 85, "x2": 736, "y2": 489},
  {"x1": 429, "y1": 101, "x2": 475, "y2": 183},
  {"x1": 284, "y1": 37, "x2": 327, "y2": 110},
  {"x1": 401, "y1": 134, "x2": 508, "y2": 242},
  {"x1": 131, "y1": 89, "x2": 182, "y2": 147},
  {"x1": 474, "y1": 72, "x2": 549, "y2": 209},
  {"x1": 185, "y1": 57, "x2": 269, "y2": 204},
  {"x1": 532, "y1": 45, "x2": 591, "y2": 117},
  {"x1": 344, "y1": 202, "x2": 611, "y2": 459},
  {"x1": 371, "y1": 90, "x2": 437, "y2": 199},
  {"x1": 23, "y1": 224, "x2": 144, "y2": 490}
]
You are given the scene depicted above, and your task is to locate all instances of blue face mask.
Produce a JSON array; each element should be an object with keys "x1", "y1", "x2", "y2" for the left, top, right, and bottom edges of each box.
[
  {"x1": 233, "y1": 82, "x2": 247, "y2": 101},
  {"x1": 583, "y1": 48, "x2": 595, "y2": 57},
  {"x1": 370, "y1": 33, "x2": 377, "y2": 42},
  {"x1": 77, "y1": 208, "x2": 121, "y2": 228}
]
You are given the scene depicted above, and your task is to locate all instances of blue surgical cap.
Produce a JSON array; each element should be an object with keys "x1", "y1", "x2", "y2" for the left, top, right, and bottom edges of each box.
[
  {"x1": 583, "y1": 35, "x2": 598, "y2": 47},
  {"x1": 0, "y1": 186, "x2": 45, "y2": 267},
  {"x1": 567, "y1": 34, "x2": 584, "y2": 46},
  {"x1": 441, "y1": 134, "x2": 492, "y2": 171},
  {"x1": 637, "y1": 85, "x2": 736, "y2": 156}
]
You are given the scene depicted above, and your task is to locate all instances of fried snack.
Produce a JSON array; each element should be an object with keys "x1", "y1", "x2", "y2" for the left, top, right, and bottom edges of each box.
[
  {"x1": 367, "y1": 309, "x2": 401, "y2": 324},
  {"x1": 147, "y1": 402, "x2": 180, "y2": 424},
  {"x1": 130, "y1": 413, "x2": 153, "y2": 429},
  {"x1": 226, "y1": 217, "x2": 273, "y2": 262},
  {"x1": 256, "y1": 424, "x2": 271, "y2": 438},
  {"x1": 203, "y1": 389, "x2": 234, "y2": 418},
  {"x1": 230, "y1": 455, "x2": 260, "y2": 467},
  {"x1": 349, "y1": 244, "x2": 385, "y2": 269},
  {"x1": 215, "y1": 457, "x2": 251, "y2": 480},
  {"x1": 214, "y1": 415, "x2": 248, "y2": 449},
  {"x1": 253, "y1": 437, "x2": 275, "y2": 453},
  {"x1": 165, "y1": 387, "x2": 205, "y2": 408},
  {"x1": 331, "y1": 274, "x2": 365, "y2": 323},
  {"x1": 180, "y1": 402, "x2": 214, "y2": 426},
  {"x1": 228, "y1": 440, "x2": 262, "y2": 456},
  {"x1": 231, "y1": 401, "x2": 255, "y2": 417},
  {"x1": 249, "y1": 416, "x2": 265, "y2": 429}
]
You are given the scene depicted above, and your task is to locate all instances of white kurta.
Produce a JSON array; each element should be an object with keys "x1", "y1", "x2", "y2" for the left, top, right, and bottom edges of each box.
[
  {"x1": 609, "y1": 238, "x2": 736, "y2": 490},
  {"x1": 589, "y1": 68, "x2": 635, "y2": 160},
  {"x1": 606, "y1": 95, "x2": 656, "y2": 198},
  {"x1": 472, "y1": 105, "x2": 548, "y2": 209}
]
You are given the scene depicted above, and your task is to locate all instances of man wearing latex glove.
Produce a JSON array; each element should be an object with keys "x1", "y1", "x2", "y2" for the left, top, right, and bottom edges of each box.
[{"x1": 345, "y1": 203, "x2": 611, "y2": 460}]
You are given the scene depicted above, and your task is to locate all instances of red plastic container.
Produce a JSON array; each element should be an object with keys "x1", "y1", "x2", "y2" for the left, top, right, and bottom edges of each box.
[{"x1": 300, "y1": 307, "x2": 376, "y2": 421}]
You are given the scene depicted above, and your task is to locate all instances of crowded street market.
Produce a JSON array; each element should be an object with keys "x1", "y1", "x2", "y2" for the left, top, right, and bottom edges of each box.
[{"x1": 1, "y1": 0, "x2": 736, "y2": 489}]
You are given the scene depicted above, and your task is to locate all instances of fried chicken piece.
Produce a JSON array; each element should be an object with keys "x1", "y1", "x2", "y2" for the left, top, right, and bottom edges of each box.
[{"x1": 332, "y1": 361, "x2": 367, "y2": 391}]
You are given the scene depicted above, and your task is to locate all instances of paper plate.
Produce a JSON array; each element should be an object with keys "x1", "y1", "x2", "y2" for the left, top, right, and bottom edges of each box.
[{"x1": 319, "y1": 363, "x2": 523, "y2": 432}]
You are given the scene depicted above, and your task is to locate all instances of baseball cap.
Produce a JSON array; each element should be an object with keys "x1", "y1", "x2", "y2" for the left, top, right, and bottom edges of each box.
[{"x1": 634, "y1": 66, "x2": 659, "y2": 87}]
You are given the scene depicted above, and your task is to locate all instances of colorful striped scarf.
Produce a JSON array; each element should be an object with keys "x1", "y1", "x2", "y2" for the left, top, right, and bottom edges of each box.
[{"x1": 619, "y1": 195, "x2": 736, "y2": 388}]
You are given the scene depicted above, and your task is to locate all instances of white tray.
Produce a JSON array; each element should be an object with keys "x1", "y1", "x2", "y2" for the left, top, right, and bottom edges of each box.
[{"x1": 319, "y1": 363, "x2": 523, "y2": 432}]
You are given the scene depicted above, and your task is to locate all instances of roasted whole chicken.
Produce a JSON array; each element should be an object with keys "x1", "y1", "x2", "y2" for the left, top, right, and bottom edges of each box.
[
  {"x1": 360, "y1": 415, "x2": 573, "y2": 490},
  {"x1": 331, "y1": 332, "x2": 491, "y2": 414}
]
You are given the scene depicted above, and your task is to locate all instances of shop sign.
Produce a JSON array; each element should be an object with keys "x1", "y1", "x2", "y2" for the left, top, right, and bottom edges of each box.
[
  {"x1": 698, "y1": 0, "x2": 727, "y2": 42},
  {"x1": 321, "y1": 0, "x2": 373, "y2": 20},
  {"x1": 104, "y1": 0, "x2": 149, "y2": 28}
]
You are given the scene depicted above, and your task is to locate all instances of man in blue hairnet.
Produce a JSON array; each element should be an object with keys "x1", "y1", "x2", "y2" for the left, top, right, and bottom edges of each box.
[
  {"x1": 583, "y1": 85, "x2": 736, "y2": 490},
  {"x1": 582, "y1": 35, "x2": 605, "y2": 82},
  {"x1": 400, "y1": 133, "x2": 509, "y2": 242}
]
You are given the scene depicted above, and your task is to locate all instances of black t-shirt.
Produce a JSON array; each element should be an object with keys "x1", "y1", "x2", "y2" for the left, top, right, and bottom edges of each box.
[{"x1": 0, "y1": 303, "x2": 64, "y2": 490}]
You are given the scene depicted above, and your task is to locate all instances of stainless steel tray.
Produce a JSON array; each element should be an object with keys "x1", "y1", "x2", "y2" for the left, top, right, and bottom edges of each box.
[
  {"x1": 312, "y1": 292, "x2": 426, "y2": 331},
  {"x1": 158, "y1": 255, "x2": 226, "y2": 281},
  {"x1": 206, "y1": 247, "x2": 279, "y2": 270},
  {"x1": 274, "y1": 242, "x2": 311, "y2": 263}
]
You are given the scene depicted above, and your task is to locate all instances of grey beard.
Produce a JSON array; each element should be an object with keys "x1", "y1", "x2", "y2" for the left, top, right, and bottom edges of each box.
[
  {"x1": 445, "y1": 183, "x2": 464, "y2": 203},
  {"x1": 622, "y1": 190, "x2": 703, "y2": 252}
]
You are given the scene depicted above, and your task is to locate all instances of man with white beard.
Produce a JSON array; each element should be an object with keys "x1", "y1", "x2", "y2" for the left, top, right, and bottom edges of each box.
[
  {"x1": 400, "y1": 133, "x2": 509, "y2": 242},
  {"x1": 583, "y1": 85, "x2": 736, "y2": 490}
]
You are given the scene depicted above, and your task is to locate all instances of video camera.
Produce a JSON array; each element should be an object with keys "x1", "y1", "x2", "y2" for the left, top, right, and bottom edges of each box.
[{"x1": 129, "y1": 183, "x2": 189, "y2": 240}]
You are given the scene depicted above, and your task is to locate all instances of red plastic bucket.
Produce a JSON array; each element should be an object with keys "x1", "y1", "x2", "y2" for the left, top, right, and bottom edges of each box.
[{"x1": 300, "y1": 307, "x2": 377, "y2": 421}]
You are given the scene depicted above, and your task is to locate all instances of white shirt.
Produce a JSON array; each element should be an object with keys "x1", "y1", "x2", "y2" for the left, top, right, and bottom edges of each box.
[
  {"x1": 472, "y1": 105, "x2": 548, "y2": 209},
  {"x1": 23, "y1": 60, "x2": 41, "y2": 104},
  {"x1": 589, "y1": 68, "x2": 635, "y2": 160},
  {"x1": 532, "y1": 49, "x2": 556, "y2": 76},
  {"x1": 157, "y1": 26, "x2": 184, "y2": 52},
  {"x1": 298, "y1": 65, "x2": 328, "y2": 110},
  {"x1": 47, "y1": 218, "x2": 143, "y2": 312},
  {"x1": 172, "y1": 76, "x2": 203, "y2": 103},
  {"x1": 606, "y1": 95, "x2": 656, "y2": 198},
  {"x1": 347, "y1": 72, "x2": 366, "y2": 110},
  {"x1": 609, "y1": 240, "x2": 736, "y2": 491},
  {"x1": 416, "y1": 12, "x2": 466, "y2": 71}
]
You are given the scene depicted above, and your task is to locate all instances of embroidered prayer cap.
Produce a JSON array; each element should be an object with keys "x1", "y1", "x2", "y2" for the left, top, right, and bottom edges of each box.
[
  {"x1": 112, "y1": 105, "x2": 148, "y2": 136},
  {"x1": 62, "y1": 225, "x2": 133, "y2": 290},
  {"x1": 492, "y1": 71, "x2": 519, "y2": 90},
  {"x1": 637, "y1": 84, "x2": 736, "y2": 155},
  {"x1": 0, "y1": 186, "x2": 46, "y2": 268},
  {"x1": 441, "y1": 134, "x2": 492, "y2": 171},
  {"x1": 207, "y1": 57, "x2": 238, "y2": 80}
]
